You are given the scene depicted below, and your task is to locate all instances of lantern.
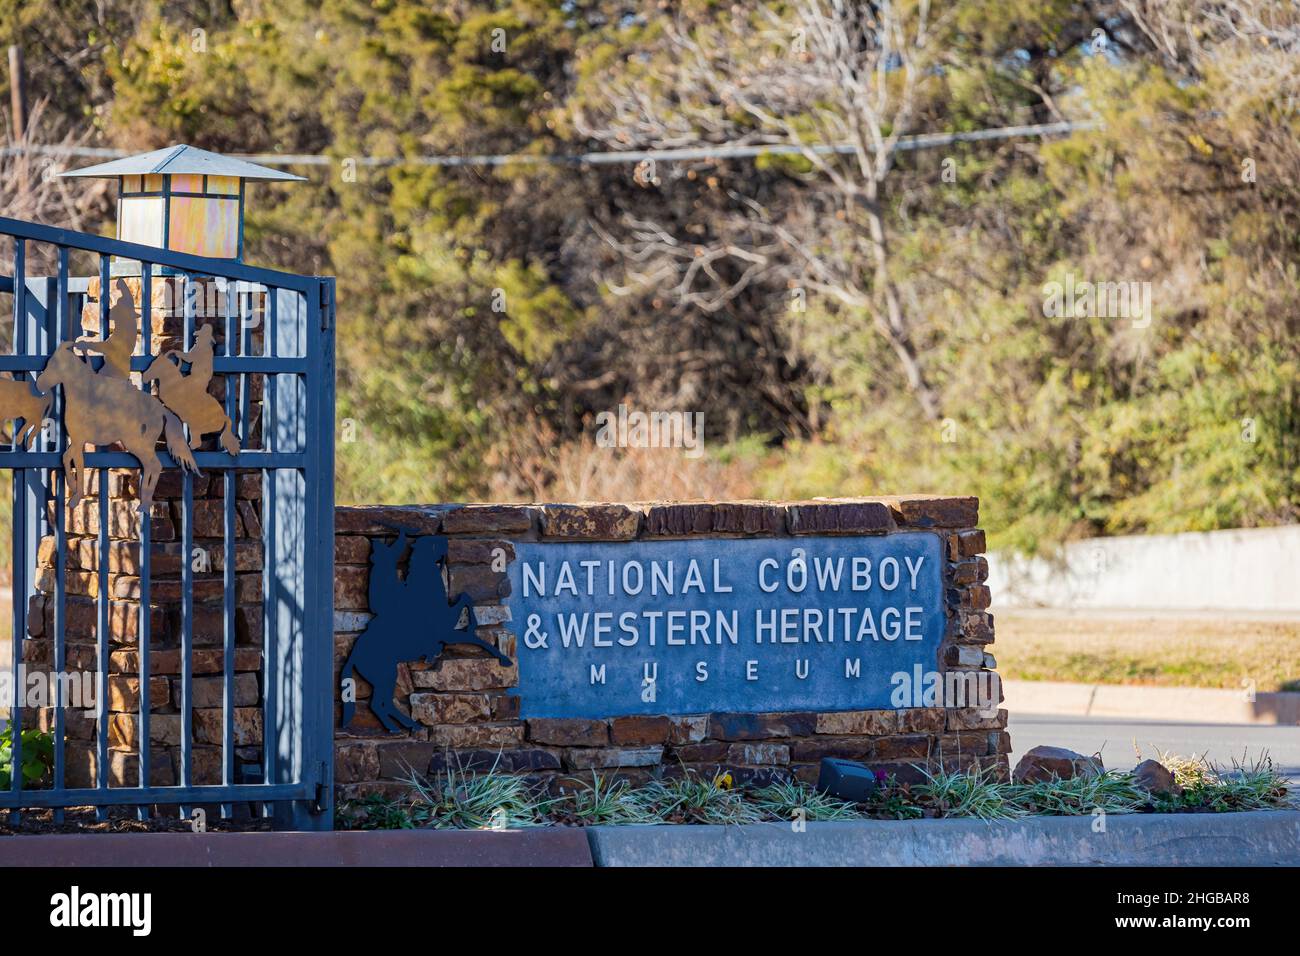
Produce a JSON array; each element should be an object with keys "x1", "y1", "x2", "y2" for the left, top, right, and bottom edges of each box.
[{"x1": 61, "y1": 144, "x2": 304, "y2": 267}]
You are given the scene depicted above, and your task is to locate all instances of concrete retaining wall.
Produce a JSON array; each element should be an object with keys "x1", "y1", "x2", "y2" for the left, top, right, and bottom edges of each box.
[
  {"x1": 987, "y1": 525, "x2": 1300, "y2": 612},
  {"x1": 4, "y1": 812, "x2": 1296, "y2": 866},
  {"x1": 587, "y1": 811, "x2": 1300, "y2": 867},
  {"x1": 1003, "y1": 680, "x2": 1300, "y2": 725}
]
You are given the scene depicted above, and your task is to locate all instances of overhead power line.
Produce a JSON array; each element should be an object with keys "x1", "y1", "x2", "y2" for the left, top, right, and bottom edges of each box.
[{"x1": 0, "y1": 120, "x2": 1097, "y2": 171}]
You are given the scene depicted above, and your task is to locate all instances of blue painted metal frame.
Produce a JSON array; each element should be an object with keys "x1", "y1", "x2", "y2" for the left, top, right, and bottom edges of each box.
[
  {"x1": 0, "y1": 217, "x2": 318, "y2": 291},
  {"x1": 0, "y1": 216, "x2": 335, "y2": 829}
]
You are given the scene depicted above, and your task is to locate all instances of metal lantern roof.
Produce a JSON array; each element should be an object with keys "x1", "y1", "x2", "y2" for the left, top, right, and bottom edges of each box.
[{"x1": 59, "y1": 143, "x2": 305, "y2": 182}]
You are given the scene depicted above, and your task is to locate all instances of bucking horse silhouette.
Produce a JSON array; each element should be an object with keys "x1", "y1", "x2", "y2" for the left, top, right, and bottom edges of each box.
[{"x1": 340, "y1": 532, "x2": 513, "y2": 732}]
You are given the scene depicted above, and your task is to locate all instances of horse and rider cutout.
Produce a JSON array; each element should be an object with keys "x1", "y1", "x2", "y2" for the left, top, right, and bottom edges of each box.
[
  {"x1": 339, "y1": 530, "x2": 514, "y2": 733},
  {"x1": 34, "y1": 279, "x2": 240, "y2": 511}
]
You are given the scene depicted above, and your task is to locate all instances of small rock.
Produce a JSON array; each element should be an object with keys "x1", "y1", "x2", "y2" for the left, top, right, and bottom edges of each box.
[
  {"x1": 1012, "y1": 745, "x2": 1104, "y2": 783},
  {"x1": 1131, "y1": 759, "x2": 1183, "y2": 797}
]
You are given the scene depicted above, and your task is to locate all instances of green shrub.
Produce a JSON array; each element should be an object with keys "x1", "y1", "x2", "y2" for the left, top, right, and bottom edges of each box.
[
  {"x1": 335, "y1": 793, "x2": 429, "y2": 830},
  {"x1": 914, "y1": 764, "x2": 1024, "y2": 820},
  {"x1": 1012, "y1": 773, "x2": 1147, "y2": 816},
  {"x1": 0, "y1": 727, "x2": 54, "y2": 790},
  {"x1": 1151, "y1": 753, "x2": 1291, "y2": 813}
]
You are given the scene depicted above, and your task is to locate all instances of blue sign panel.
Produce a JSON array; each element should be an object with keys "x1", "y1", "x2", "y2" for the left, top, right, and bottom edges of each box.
[{"x1": 506, "y1": 534, "x2": 945, "y2": 719}]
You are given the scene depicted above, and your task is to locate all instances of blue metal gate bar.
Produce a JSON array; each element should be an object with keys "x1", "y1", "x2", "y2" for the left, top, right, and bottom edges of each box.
[
  {"x1": 310, "y1": 280, "x2": 335, "y2": 815},
  {"x1": 0, "y1": 215, "x2": 334, "y2": 829},
  {"x1": 138, "y1": 261, "x2": 153, "y2": 816},
  {"x1": 179, "y1": 275, "x2": 195, "y2": 803},
  {"x1": 6, "y1": 237, "x2": 25, "y2": 826},
  {"x1": 52, "y1": 244, "x2": 69, "y2": 823},
  {"x1": 2, "y1": 783, "x2": 311, "y2": 809},
  {"x1": 0, "y1": 356, "x2": 309, "y2": 372},
  {"x1": 0, "y1": 451, "x2": 308, "y2": 467},
  {"x1": 96, "y1": 458, "x2": 108, "y2": 820},
  {"x1": 0, "y1": 217, "x2": 318, "y2": 292},
  {"x1": 95, "y1": 251, "x2": 111, "y2": 822},
  {"x1": 223, "y1": 278, "x2": 237, "y2": 808},
  {"x1": 263, "y1": 288, "x2": 278, "y2": 794}
]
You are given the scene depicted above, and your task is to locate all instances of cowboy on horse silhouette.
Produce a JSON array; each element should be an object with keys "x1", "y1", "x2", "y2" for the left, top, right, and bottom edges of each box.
[
  {"x1": 72, "y1": 278, "x2": 138, "y2": 378},
  {"x1": 38, "y1": 282, "x2": 199, "y2": 511},
  {"x1": 142, "y1": 324, "x2": 240, "y2": 456},
  {"x1": 38, "y1": 341, "x2": 198, "y2": 511},
  {"x1": 339, "y1": 531, "x2": 513, "y2": 733}
]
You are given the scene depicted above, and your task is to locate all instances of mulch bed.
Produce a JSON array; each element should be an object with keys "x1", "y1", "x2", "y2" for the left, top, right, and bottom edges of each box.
[{"x1": 0, "y1": 806, "x2": 274, "y2": 835}]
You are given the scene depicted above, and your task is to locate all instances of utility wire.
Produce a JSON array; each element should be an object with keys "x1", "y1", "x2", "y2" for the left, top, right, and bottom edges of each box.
[{"x1": 0, "y1": 120, "x2": 1096, "y2": 170}]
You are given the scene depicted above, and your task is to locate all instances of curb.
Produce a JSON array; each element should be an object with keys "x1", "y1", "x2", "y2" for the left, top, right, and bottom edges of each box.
[
  {"x1": 1003, "y1": 680, "x2": 1300, "y2": 725},
  {"x1": 586, "y1": 811, "x2": 1300, "y2": 867},
  {"x1": 0, "y1": 828, "x2": 593, "y2": 867},
  {"x1": 4, "y1": 812, "x2": 1297, "y2": 867}
]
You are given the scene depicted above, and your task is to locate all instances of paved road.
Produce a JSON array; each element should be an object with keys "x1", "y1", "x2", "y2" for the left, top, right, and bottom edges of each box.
[{"x1": 1009, "y1": 712, "x2": 1300, "y2": 783}]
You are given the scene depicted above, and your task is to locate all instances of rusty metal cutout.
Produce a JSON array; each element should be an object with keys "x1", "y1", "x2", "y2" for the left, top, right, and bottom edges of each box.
[
  {"x1": 143, "y1": 325, "x2": 239, "y2": 455},
  {"x1": 35, "y1": 280, "x2": 243, "y2": 512},
  {"x1": 38, "y1": 341, "x2": 198, "y2": 512},
  {"x1": 0, "y1": 375, "x2": 50, "y2": 447},
  {"x1": 340, "y1": 532, "x2": 513, "y2": 733},
  {"x1": 72, "y1": 278, "x2": 137, "y2": 378}
]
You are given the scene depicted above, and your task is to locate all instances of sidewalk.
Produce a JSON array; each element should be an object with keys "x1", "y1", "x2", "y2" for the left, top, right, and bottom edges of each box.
[{"x1": 1003, "y1": 679, "x2": 1300, "y2": 725}]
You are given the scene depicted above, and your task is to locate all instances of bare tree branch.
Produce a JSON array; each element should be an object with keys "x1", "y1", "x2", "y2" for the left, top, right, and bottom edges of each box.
[{"x1": 575, "y1": 0, "x2": 951, "y2": 418}]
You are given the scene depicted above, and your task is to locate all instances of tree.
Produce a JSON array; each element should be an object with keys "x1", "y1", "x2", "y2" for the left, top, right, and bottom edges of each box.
[{"x1": 574, "y1": 0, "x2": 957, "y2": 419}]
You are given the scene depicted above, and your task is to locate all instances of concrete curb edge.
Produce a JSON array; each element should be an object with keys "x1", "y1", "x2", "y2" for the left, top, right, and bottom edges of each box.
[
  {"x1": 586, "y1": 810, "x2": 1300, "y2": 867},
  {"x1": 1, "y1": 811, "x2": 1297, "y2": 867}
]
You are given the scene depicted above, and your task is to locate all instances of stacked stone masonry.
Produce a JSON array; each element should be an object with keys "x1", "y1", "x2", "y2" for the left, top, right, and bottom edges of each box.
[{"x1": 334, "y1": 497, "x2": 1008, "y2": 799}]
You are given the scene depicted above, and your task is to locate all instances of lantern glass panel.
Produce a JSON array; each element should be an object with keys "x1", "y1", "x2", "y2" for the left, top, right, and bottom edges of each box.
[
  {"x1": 208, "y1": 175, "x2": 240, "y2": 196},
  {"x1": 168, "y1": 195, "x2": 240, "y2": 257},
  {"x1": 171, "y1": 173, "x2": 204, "y2": 193},
  {"x1": 122, "y1": 175, "x2": 142, "y2": 193},
  {"x1": 143, "y1": 175, "x2": 164, "y2": 192},
  {"x1": 118, "y1": 195, "x2": 165, "y2": 246}
]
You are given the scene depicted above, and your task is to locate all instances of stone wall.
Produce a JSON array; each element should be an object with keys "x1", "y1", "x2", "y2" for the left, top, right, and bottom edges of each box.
[{"x1": 334, "y1": 497, "x2": 1007, "y2": 799}]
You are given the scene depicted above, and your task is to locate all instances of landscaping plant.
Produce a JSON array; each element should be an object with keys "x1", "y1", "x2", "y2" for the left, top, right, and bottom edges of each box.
[
  {"x1": 1150, "y1": 752, "x2": 1291, "y2": 813},
  {"x1": 1011, "y1": 773, "x2": 1148, "y2": 817},
  {"x1": 400, "y1": 761, "x2": 553, "y2": 830},
  {"x1": 748, "y1": 779, "x2": 864, "y2": 823},
  {"x1": 913, "y1": 764, "x2": 1025, "y2": 821},
  {"x1": 334, "y1": 750, "x2": 1292, "y2": 830},
  {"x1": 556, "y1": 774, "x2": 657, "y2": 827},
  {"x1": 0, "y1": 727, "x2": 54, "y2": 791},
  {"x1": 634, "y1": 773, "x2": 766, "y2": 826}
]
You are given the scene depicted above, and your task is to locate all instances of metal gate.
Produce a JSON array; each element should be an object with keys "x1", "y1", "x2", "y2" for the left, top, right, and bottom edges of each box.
[{"x1": 0, "y1": 216, "x2": 334, "y2": 829}]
